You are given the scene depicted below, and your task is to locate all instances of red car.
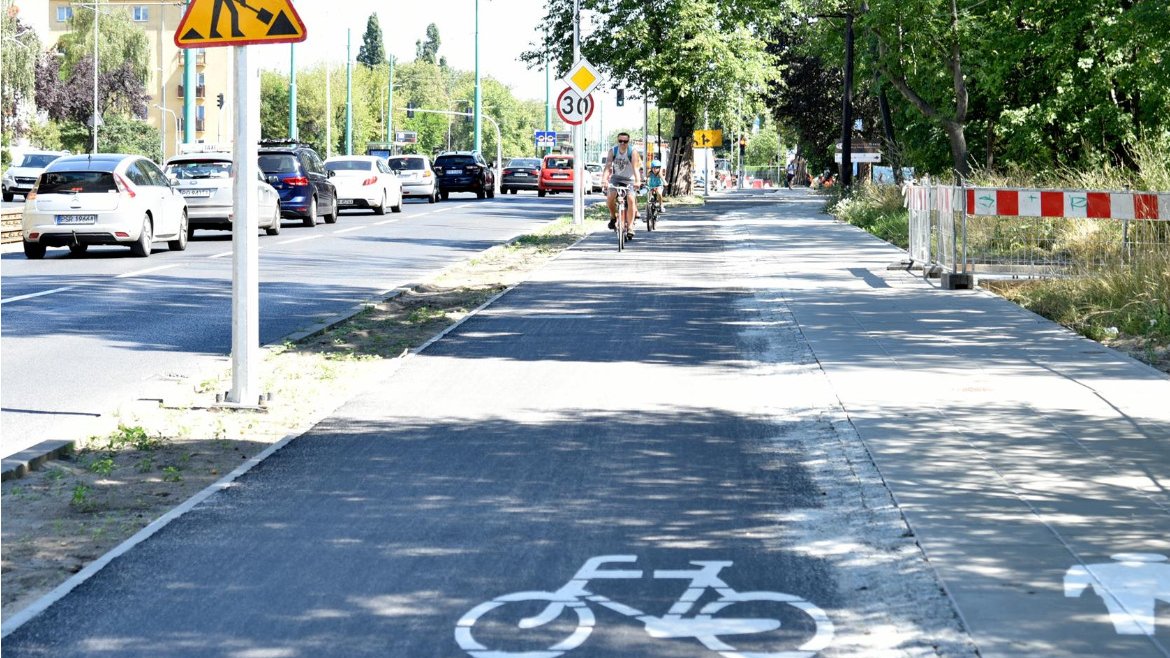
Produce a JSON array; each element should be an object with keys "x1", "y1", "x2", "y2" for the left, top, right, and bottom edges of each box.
[{"x1": 538, "y1": 155, "x2": 574, "y2": 197}]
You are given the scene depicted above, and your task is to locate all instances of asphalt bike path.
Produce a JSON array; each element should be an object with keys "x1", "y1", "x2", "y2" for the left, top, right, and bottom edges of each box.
[{"x1": 4, "y1": 190, "x2": 1166, "y2": 656}]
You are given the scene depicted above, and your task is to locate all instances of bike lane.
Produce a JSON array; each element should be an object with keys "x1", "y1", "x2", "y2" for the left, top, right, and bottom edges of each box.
[{"x1": 2, "y1": 198, "x2": 974, "y2": 657}]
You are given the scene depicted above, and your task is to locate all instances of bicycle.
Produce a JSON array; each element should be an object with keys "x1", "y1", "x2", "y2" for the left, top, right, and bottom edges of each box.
[
  {"x1": 455, "y1": 554, "x2": 834, "y2": 657},
  {"x1": 645, "y1": 187, "x2": 662, "y2": 232},
  {"x1": 609, "y1": 183, "x2": 633, "y2": 251}
]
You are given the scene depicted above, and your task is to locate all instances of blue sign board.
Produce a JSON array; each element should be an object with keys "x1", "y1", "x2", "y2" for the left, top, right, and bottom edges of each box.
[{"x1": 535, "y1": 130, "x2": 556, "y2": 149}]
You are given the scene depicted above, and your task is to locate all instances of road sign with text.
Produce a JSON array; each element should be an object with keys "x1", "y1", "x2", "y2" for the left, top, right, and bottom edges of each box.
[
  {"x1": 175, "y1": 0, "x2": 307, "y2": 48},
  {"x1": 556, "y1": 88, "x2": 594, "y2": 126}
]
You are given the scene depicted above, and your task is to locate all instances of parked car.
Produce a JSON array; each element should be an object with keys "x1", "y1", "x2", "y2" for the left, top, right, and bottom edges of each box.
[
  {"x1": 257, "y1": 139, "x2": 337, "y2": 226},
  {"x1": 21, "y1": 153, "x2": 188, "y2": 259},
  {"x1": 164, "y1": 151, "x2": 282, "y2": 237},
  {"x1": 3, "y1": 150, "x2": 69, "y2": 202},
  {"x1": 501, "y1": 157, "x2": 542, "y2": 194},
  {"x1": 386, "y1": 154, "x2": 438, "y2": 203},
  {"x1": 324, "y1": 155, "x2": 403, "y2": 214},
  {"x1": 433, "y1": 151, "x2": 495, "y2": 200},
  {"x1": 585, "y1": 162, "x2": 604, "y2": 193},
  {"x1": 538, "y1": 154, "x2": 574, "y2": 197}
]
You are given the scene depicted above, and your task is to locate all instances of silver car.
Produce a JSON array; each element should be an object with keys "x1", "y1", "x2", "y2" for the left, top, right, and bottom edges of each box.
[
  {"x1": 22, "y1": 153, "x2": 188, "y2": 259},
  {"x1": 386, "y1": 154, "x2": 438, "y2": 203},
  {"x1": 3, "y1": 150, "x2": 69, "y2": 201},
  {"x1": 164, "y1": 152, "x2": 282, "y2": 237}
]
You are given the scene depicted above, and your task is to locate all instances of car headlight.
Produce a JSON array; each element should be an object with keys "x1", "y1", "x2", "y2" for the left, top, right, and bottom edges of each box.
[{"x1": 2, "y1": 172, "x2": 13, "y2": 184}]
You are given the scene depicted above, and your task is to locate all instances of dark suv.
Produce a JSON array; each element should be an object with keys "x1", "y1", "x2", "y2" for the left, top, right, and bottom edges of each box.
[
  {"x1": 257, "y1": 139, "x2": 338, "y2": 226},
  {"x1": 433, "y1": 151, "x2": 496, "y2": 200}
]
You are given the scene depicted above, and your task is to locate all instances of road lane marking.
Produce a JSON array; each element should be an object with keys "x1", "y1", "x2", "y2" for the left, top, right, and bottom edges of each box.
[
  {"x1": 1, "y1": 286, "x2": 79, "y2": 305},
  {"x1": 116, "y1": 264, "x2": 181, "y2": 278},
  {"x1": 334, "y1": 226, "x2": 365, "y2": 234},
  {"x1": 208, "y1": 250, "x2": 234, "y2": 259},
  {"x1": 275, "y1": 234, "x2": 324, "y2": 246}
]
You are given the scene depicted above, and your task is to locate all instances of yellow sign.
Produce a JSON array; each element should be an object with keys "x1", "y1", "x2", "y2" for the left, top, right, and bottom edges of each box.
[
  {"x1": 564, "y1": 58, "x2": 602, "y2": 97},
  {"x1": 175, "y1": 0, "x2": 307, "y2": 48},
  {"x1": 692, "y1": 129, "x2": 723, "y2": 148}
]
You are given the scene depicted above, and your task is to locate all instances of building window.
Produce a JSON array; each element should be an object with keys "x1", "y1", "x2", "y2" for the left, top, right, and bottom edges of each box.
[
  {"x1": 196, "y1": 106, "x2": 206, "y2": 132},
  {"x1": 132, "y1": 6, "x2": 149, "y2": 22},
  {"x1": 56, "y1": 6, "x2": 73, "y2": 21}
]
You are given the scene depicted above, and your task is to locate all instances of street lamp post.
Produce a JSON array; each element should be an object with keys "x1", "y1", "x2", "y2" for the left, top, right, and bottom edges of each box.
[
  {"x1": 154, "y1": 104, "x2": 180, "y2": 157},
  {"x1": 473, "y1": 0, "x2": 481, "y2": 154}
]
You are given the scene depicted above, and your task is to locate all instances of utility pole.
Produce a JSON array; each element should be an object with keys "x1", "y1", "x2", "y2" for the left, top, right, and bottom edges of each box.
[
  {"x1": 182, "y1": 0, "x2": 194, "y2": 144},
  {"x1": 571, "y1": 0, "x2": 583, "y2": 226},
  {"x1": 345, "y1": 29, "x2": 353, "y2": 155},
  {"x1": 474, "y1": 0, "x2": 482, "y2": 154},
  {"x1": 289, "y1": 44, "x2": 297, "y2": 139},
  {"x1": 325, "y1": 64, "x2": 332, "y2": 157},
  {"x1": 387, "y1": 55, "x2": 394, "y2": 145},
  {"x1": 544, "y1": 35, "x2": 551, "y2": 155},
  {"x1": 92, "y1": 4, "x2": 99, "y2": 152},
  {"x1": 840, "y1": 11, "x2": 855, "y2": 189}
]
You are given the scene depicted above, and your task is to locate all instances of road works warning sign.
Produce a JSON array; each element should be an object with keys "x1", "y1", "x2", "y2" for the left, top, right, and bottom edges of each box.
[{"x1": 175, "y1": 0, "x2": 306, "y2": 48}]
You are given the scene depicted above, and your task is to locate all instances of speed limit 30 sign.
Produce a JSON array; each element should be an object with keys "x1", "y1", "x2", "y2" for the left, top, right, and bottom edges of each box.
[{"x1": 556, "y1": 87, "x2": 594, "y2": 126}]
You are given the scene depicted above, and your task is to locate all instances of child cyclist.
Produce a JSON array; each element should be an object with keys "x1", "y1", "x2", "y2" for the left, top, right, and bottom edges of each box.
[{"x1": 646, "y1": 160, "x2": 665, "y2": 213}]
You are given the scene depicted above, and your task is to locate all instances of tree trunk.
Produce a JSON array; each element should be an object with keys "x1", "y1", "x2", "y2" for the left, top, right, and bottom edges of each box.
[
  {"x1": 877, "y1": 87, "x2": 902, "y2": 184},
  {"x1": 666, "y1": 108, "x2": 696, "y2": 196},
  {"x1": 943, "y1": 120, "x2": 969, "y2": 183}
]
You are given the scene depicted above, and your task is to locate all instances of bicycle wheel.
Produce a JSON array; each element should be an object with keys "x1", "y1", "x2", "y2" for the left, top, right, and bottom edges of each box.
[
  {"x1": 455, "y1": 591, "x2": 595, "y2": 658},
  {"x1": 646, "y1": 202, "x2": 656, "y2": 232},
  {"x1": 695, "y1": 591, "x2": 834, "y2": 658},
  {"x1": 616, "y1": 195, "x2": 626, "y2": 251}
]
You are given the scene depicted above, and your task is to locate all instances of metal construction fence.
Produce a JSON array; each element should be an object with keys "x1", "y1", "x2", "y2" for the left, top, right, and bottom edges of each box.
[{"x1": 906, "y1": 182, "x2": 1170, "y2": 280}]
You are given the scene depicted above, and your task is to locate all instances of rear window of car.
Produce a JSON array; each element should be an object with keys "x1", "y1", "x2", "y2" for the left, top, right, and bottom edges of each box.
[
  {"x1": 166, "y1": 160, "x2": 232, "y2": 179},
  {"x1": 20, "y1": 153, "x2": 62, "y2": 168},
  {"x1": 36, "y1": 171, "x2": 116, "y2": 194},
  {"x1": 388, "y1": 158, "x2": 425, "y2": 171},
  {"x1": 436, "y1": 156, "x2": 477, "y2": 167},
  {"x1": 545, "y1": 158, "x2": 572, "y2": 169},
  {"x1": 327, "y1": 160, "x2": 373, "y2": 171},
  {"x1": 508, "y1": 159, "x2": 540, "y2": 168},
  {"x1": 258, "y1": 154, "x2": 299, "y2": 173}
]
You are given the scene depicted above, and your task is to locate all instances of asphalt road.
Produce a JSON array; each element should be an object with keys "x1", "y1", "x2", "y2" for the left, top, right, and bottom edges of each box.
[{"x1": 0, "y1": 193, "x2": 571, "y2": 458}]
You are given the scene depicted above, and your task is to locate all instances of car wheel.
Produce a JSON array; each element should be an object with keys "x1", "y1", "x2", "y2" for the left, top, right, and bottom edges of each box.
[
  {"x1": 3, "y1": 192, "x2": 13, "y2": 202},
  {"x1": 374, "y1": 191, "x2": 386, "y2": 215},
  {"x1": 168, "y1": 212, "x2": 189, "y2": 251},
  {"x1": 187, "y1": 222, "x2": 196, "y2": 240},
  {"x1": 391, "y1": 193, "x2": 403, "y2": 213},
  {"x1": 476, "y1": 187, "x2": 485, "y2": 199},
  {"x1": 265, "y1": 206, "x2": 281, "y2": 235},
  {"x1": 538, "y1": 189, "x2": 546, "y2": 197},
  {"x1": 23, "y1": 240, "x2": 46, "y2": 259},
  {"x1": 487, "y1": 186, "x2": 495, "y2": 198},
  {"x1": 322, "y1": 197, "x2": 337, "y2": 224},
  {"x1": 130, "y1": 214, "x2": 153, "y2": 257},
  {"x1": 304, "y1": 197, "x2": 317, "y2": 227},
  {"x1": 69, "y1": 243, "x2": 89, "y2": 256},
  {"x1": 501, "y1": 187, "x2": 509, "y2": 195},
  {"x1": 441, "y1": 191, "x2": 449, "y2": 201},
  {"x1": 428, "y1": 190, "x2": 437, "y2": 204}
]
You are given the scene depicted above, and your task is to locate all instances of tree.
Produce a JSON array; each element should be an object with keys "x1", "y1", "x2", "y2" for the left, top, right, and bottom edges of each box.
[
  {"x1": 356, "y1": 14, "x2": 385, "y2": 68},
  {"x1": 524, "y1": 0, "x2": 783, "y2": 196},
  {"x1": 415, "y1": 23, "x2": 441, "y2": 64},
  {"x1": 2, "y1": 0, "x2": 42, "y2": 138}
]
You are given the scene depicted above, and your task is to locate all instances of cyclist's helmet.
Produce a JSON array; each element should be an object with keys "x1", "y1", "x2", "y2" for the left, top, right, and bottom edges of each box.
[{"x1": 651, "y1": 159, "x2": 662, "y2": 168}]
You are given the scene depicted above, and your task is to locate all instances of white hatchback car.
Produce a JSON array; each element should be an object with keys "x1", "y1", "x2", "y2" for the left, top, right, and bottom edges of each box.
[
  {"x1": 324, "y1": 155, "x2": 403, "y2": 214},
  {"x1": 3, "y1": 150, "x2": 69, "y2": 201},
  {"x1": 386, "y1": 154, "x2": 438, "y2": 203},
  {"x1": 21, "y1": 153, "x2": 188, "y2": 259},
  {"x1": 164, "y1": 152, "x2": 282, "y2": 237}
]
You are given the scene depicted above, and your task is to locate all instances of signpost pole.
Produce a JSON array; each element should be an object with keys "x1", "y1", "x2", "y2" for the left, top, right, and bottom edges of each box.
[
  {"x1": 571, "y1": 0, "x2": 584, "y2": 226},
  {"x1": 228, "y1": 45, "x2": 260, "y2": 406}
]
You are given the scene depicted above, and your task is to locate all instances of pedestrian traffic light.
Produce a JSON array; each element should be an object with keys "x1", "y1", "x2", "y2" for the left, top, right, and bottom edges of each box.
[
  {"x1": 406, "y1": 103, "x2": 414, "y2": 118},
  {"x1": 616, "y1": 89, "x2": 624, "y2": 107},
  {"x1": 216, "y1": 93, "x2": 224, "y2": 109}
]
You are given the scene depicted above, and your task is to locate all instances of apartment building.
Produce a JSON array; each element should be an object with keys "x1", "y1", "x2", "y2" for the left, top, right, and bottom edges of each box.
[{"x1": 38, "y1": 0, "x2": 232, "y2": 159}]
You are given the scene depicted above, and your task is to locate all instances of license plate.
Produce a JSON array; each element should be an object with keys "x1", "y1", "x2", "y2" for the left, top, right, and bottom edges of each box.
[
  {"x1": 553, "y1": 174, "x2": 569, "y2": 179},
  {"x1": 56, "y1": 214, "x2": 97, "y2": 225},
  {"x1": 446, "y1": 169, "x2": 462, "y2": 175},
  {"x1": 180, "y1": 189, "x2": 212, "y2": 198},
  {"x1": 515, "y1": 173, "x2": 529, "y2": 177},
  {"x1": 338, "y1": 199, "x2": 355, "y2": 205}
]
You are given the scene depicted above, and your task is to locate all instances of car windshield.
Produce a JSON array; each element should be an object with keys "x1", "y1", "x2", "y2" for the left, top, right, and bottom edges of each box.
[
  {"x1": 585, "y1": 164, "x2": 601, "y2": 172},
  {"x1": 545, "y1": 158, "x2": 572, "y2": 169},
  {"x1": 388, "y1": 158, "x2": 425, "y2": 171},
  {"x1": 20, "y1": 154, "x2": 61, "y2": 168},
  {"x1": 437, "y1": 156, "x2": 478, "y2": 167},
  {"x1": 327, "y1": 160, "x2": 373, "y2": 172},
  {"x1": 508, "y1": 159, "x2": 540, "y2": 168},
  {"x1": 36, "y1": 171, "x2": 116, "y2": 194},
  {"x1": 258, "y1": 154, "x2": 298, "y2": 173},
  {"x1": 166, "y1": 160, "x2": 232, "y2": 179}
]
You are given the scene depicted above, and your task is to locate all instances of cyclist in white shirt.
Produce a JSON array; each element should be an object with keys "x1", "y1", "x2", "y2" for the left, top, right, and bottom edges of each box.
[{"x1": 602, "y1": 132, "x2": 642, "y2": 240}]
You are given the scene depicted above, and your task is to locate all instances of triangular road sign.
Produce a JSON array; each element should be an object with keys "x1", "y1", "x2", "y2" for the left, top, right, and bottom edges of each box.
[{"x1": 174, "y1": 0, "x2": 307, "y2": 48}]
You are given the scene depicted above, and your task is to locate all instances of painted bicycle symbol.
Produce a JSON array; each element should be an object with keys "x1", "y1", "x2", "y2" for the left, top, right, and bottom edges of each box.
[{"x1": 454, "y1": 554, "x2": 834, "y2": 657}]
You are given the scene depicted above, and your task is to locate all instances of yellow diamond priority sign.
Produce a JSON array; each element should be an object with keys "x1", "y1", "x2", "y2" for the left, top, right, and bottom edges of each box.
[
  {"x1": 175, "y1": 0, "x2": 307, "y2": 49},
  {"x1": 564, "y1": 58, "x2": 602, "y2": 97}
]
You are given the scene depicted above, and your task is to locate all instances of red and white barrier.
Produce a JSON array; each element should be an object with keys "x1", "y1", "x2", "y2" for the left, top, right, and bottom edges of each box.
[{"x1": 965, "y1": 188, "x2": 1170, "y2": 220}]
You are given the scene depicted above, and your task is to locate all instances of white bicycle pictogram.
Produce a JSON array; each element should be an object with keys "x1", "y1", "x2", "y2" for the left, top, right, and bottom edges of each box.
[{"x1": 454, "y1": 554, "x2": 834, "y2": 658}]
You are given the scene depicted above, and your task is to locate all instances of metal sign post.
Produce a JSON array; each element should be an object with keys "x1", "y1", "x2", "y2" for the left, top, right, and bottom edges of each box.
[{"x1": 230, "y1": 45, "x2": 260, "y2": 405}]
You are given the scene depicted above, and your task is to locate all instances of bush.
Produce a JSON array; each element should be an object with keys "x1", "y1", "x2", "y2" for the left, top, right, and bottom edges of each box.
[{"x1": 826, "y1": 182, "x2": 909, "y2": 249}]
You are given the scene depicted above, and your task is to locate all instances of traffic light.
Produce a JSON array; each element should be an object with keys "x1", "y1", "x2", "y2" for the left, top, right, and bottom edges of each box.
[
  {"x1": 216, "y1": 93, "x2": 224, "y2": 109},
  {"x1": 739, "y1": 135, "x2": 746, "y2": 156},
  {"x1": 616, "y1": 89, "x2": 624, "y2": 107},
  {"x1": 406, "y1": 103, "x2": 414, "y2": 118}
]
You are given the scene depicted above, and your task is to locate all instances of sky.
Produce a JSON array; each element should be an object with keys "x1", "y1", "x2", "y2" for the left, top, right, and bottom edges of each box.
[{"x1": 248, "y1": 0, "x2": 649, "y2": 135}]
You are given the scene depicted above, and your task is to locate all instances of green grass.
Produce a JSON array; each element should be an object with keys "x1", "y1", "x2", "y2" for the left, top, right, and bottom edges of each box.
[{"x1": 825, "y1": 183, "x2": 909, "y2": 249}]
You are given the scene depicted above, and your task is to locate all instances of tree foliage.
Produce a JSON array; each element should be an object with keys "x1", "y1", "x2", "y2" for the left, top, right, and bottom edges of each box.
[
  {"x1": 2, "y1": 0, "x2": 42, "y2": 137},
  {"x1": 357, "y1": 14, "x2": 386, "y2": 68},
  {"x1": 415, "y1": 23, "x2": 441, "y2": 64},
  {"x1": 523, "y1": 0, "x2": 784, "y2": 195}
]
